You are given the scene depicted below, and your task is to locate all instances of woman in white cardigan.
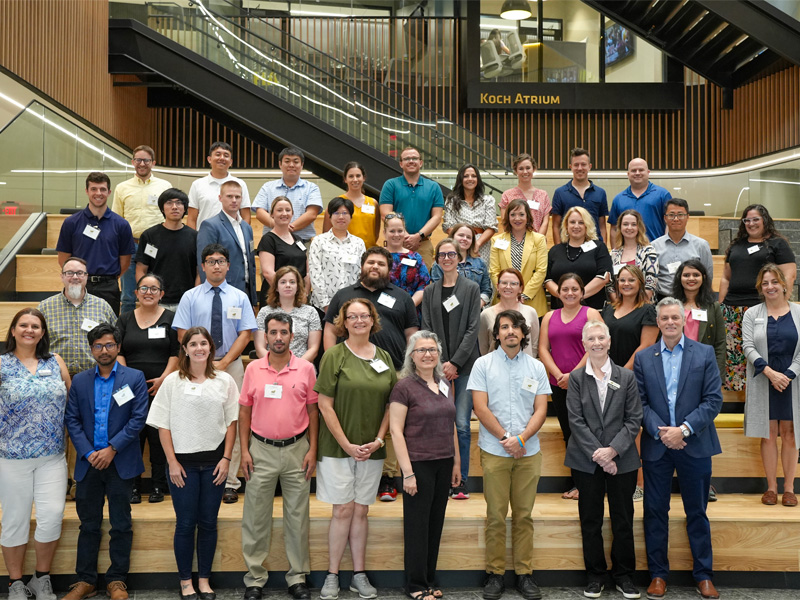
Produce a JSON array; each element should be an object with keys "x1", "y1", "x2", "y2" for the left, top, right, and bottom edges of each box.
[{"x1": 742, "y1": 264, "x2": 800, "y2": 507}]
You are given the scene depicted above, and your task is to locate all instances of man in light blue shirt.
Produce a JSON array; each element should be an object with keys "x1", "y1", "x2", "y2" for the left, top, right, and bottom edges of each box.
[
  {"x1": 251, "y1": 147, "x2": 322, "y2": 243},
  {"x1": 468, "y1": 310, "x2": 550, "y2": 600},
  {"x1": 172, "y1": 243, "x2": 258, "y2": 503}
]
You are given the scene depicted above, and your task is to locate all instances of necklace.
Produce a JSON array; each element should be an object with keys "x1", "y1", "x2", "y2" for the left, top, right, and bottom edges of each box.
[{"x1": 565, "y1": 244, "x2": 583, "y2": 261}]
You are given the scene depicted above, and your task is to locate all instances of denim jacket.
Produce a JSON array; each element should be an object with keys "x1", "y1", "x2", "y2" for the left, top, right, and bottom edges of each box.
[{"x1": 431, "y1": 255, "x2": 493, "y2": 304}]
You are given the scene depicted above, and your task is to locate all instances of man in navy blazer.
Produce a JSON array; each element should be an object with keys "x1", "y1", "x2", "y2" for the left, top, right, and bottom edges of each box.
[
  {"x1": 64, "y1": 324, "x2": 149, "y2": 600},
  {"x1": 197, "y1": 180, "x2": 257, "y2": 305},
  {"x1": 633, "y1": 297, "x2": 722, "y2": 600}
]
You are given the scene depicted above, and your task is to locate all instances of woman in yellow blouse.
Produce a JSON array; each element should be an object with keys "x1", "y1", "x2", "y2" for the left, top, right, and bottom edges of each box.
[
  {"x1": 322, "y1": 161, "x2": 380, "y2": 248},
  {"x1": 489, "y1": 197, "x2": 549, "y2": 317}
]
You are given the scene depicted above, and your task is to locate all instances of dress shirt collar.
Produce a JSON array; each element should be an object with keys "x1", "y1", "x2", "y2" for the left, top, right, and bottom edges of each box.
[
  {"x1": 498, "y1": 347, "x2": 522, "y2": 363},
  {"x1": 566, "y1": 179, "x2": 596, "y2": 192},
  {"x1": 94, "y1": 361, "x2": 119, "y2": 379},
  {"x1": 262, "y1": 352, "x2": 298, "y2": 374},
  {"x1": 82, "y1": 206, "x2": 111, "y2": 220},
  {"x1": 60, "y1": 289, "x2": 87, "y2": 308},
  {"x1": 660, "y1": 334, "x2": 686, "y2": 354},
  {"x1": 201, "y1": 280, "x2": 230, "y2": 294},
  {"x1": 222, "y1": 210, "x2": 242, "y2": 227},
  {"x1": 277, "y1": 177, "x2": 306, "y2": 191},
  {"x1": 585, "y1": 356, "x2": 612, "y2": 381}
]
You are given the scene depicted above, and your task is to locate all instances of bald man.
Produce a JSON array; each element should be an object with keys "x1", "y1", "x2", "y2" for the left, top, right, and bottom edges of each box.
[{"x1": 609, "y1": 158, "x2": 672, "y2": 243}]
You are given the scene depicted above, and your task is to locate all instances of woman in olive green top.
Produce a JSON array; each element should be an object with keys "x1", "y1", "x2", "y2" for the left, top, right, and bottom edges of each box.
[{"x1": 314, "y1": 298, "x2": 397, "y2": 600}]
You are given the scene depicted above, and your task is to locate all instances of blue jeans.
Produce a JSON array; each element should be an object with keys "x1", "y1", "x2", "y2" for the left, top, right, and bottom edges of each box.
[
  {"x1": 75, "y1": 463, "x2": 134, "y2": 584},
  {"x1": 453, "y1": 372, "x2": 473, "y2": 484},
  {"x1": 120, "y1": 242, "x2": 138, "y2": 315},
  {"x1": 167, "y1": 463, "x2": 226, "y2": 580}
]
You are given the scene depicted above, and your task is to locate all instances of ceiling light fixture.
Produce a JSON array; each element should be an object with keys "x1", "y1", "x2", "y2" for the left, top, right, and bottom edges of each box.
[{"x1": 500, "y1": 0, "x2": 532, "y2": 20}]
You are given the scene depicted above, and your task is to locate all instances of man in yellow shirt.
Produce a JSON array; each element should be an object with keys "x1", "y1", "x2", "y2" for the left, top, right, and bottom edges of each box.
[{"x1": 112, "y1": 145, "x2": 172, "y2": 314}]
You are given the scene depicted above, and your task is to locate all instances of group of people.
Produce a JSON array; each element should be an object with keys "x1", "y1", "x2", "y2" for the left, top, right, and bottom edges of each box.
[{"x1": 1, "y1": 141, "x2": 798, "y2": 600}]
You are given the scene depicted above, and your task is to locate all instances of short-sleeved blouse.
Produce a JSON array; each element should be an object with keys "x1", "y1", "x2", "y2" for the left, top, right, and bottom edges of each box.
[
  {"x1": 257, "y1": 231, "x2": 308, "y2": 279},
  {"x1": 546, "y1": 242, "x2": 613, "y2": 310},
  {"x1": 442, "y1": 194, "x2": 498, "y2": 265},
  {"x1": 0, "y1": 354, "x2": 67, "y2": 459},
  {"x1": 389, "y1": 251, "x2": 431, "y2": 297},
  {"x1": 336, "y1": 194, "x2": 379, "y2": 249},
  {"x1": 256, "y1": 304, "x2": 321, "y2": 358},
  {"x1": 117, "y1": 309, "x2": 180, "y2": 385},
  {"x1": 500, "y1": 187, "x2": 552, "y2": 233},
  {"x1": 601, "y1": 303, "x2": 657, "y2": 367},
  {"x1": 314, "y1": 342, "x2": 396, "y2": 460},
  {"x1": 724, "y1": 236, "x2": 796, "y2": 307},
  {"x1": 389, "y1": 374, "x2": 456, "y2": 462}
]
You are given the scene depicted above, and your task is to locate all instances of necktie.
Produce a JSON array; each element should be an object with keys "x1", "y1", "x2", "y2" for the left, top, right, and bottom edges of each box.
[{"x1": 211, "y1": 287, "x2": 223, "y2": 355}]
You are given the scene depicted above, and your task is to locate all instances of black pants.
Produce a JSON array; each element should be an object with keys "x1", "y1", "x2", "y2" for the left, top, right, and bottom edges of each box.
[
  {"x1": 134, "y1": 424, "x2": 167, "y2": 491},
  {"x1": 403, "y1": 457, "x2": 453, "y2": 595},
  {"x1": 572, "y1": 466, "x2": 638, "y2": 583},
  {"x1": 87, "y1": 276, "x2": 121, "y2": 316},
  {"x1": 551, "y1": 387, "x2": 574, "y2": 488}
]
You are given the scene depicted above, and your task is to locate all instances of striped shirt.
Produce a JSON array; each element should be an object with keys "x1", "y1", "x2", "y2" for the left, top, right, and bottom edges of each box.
[{"x1": 37, "y1": 292, "x2": 117, "y2": 375}]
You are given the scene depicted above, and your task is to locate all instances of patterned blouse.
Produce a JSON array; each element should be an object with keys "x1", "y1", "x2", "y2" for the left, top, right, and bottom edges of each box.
[
  {"x1": 256, "y1": 304, "x2": 322, "y2": 358},
  {"x1": 390, "y1": 251, "x2": 431, "y2": 298},
  {"x1": 442, "y1": 194, "x2": 498, "y2": 265},
  {"x1": 0, "y1": 354, "x2": 67, "y2": 459},
  {"x1": 500, "y1": 187, "x2": 552, "y2": 233},
  {"x1": 607, "y1": 244, "x2": 659, "y2": 296},
  {"x1": 308, "y1": 231, "x2": 367, "y2": 309}
]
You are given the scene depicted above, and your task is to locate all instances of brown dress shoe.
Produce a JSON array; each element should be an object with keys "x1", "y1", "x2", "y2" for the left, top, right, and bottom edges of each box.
[
  {"x1": 62, "y1": 582, "x2": 97, "y2": 600},
  {"x1": 222, "y1": 488, "x2": 238, "y2": 503},
  {"x1": 761, "y1": 490, "x2": 778, "y2": 505},
  {"x1": 696, "y1": 579, "x2": 719, "y2": 599},
  {"x1": 782, "y1": 491, "x2": 798, "y2": 506},
  {"x1": 646, "y1": 577, "x2": 666, "y2": 599},
  {"x1": 106, "y1": 581, "x2": 129, "y2": 600}
]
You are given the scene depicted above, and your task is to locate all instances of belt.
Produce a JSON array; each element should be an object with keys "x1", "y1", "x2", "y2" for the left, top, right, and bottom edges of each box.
[
  {"x1": 252, "y1": 429, "x2": 307, "y2": 447},
  {"x1": 88, "y1": 274, "x2": 118, "y2": 283}
]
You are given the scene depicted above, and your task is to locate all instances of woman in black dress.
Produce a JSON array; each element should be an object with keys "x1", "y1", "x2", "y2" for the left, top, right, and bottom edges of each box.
[{"x1": 116, "y1": 273, "x2": 180, "y2": 503}]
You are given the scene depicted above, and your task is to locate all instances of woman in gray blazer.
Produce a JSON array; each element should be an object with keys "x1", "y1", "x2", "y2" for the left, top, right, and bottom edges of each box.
[
  {"x1": 565, "y1": 320, "x2": 643, "y2": 599},
  {"x1": 421, "y1": 238, "x2": 481, "y2": 500},
  {"x1": 742, "y1": 263, "x2": 800, "y2": 507}
]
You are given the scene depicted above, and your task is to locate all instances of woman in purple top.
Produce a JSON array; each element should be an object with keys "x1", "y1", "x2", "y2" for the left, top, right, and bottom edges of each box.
[
  {"x1": 538, "y1": 274, "x2": 601, "y2": 500},
  {"x1": 390, "y1": 330, "x2": 459, "y2": 600}
]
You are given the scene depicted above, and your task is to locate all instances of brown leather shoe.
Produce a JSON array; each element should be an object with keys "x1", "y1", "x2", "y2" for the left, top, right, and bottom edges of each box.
[
  {"x1": 782, "y1": 491, "x2": 798, "y2": 506},
  {"x1": 646, "y1": 577, "x2": 666, "y2": 599},
  {"x1": 761, "y1": 490, "x2": 778, "y2": 505},
  {"x1": 62, "y1": 582, "x2": 97, "y2": 600},
  {"x1": 696, "y1": 579, "x2": 719, "y2": 599},
  {"x1": 106, "y1": 581, "x2": 129, "y2": 600},
  {"x1": 222, "y1": 487, "x2": 238, "y2": 503}
]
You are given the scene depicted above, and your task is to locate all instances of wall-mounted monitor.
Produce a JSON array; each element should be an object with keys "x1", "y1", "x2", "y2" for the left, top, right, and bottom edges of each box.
[{"x1": 605, "y1": 22, "x2": 634, "y2": 68}]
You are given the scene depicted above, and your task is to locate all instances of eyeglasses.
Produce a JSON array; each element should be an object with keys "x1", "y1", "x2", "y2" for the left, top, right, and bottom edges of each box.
[
  {"x1": 437, "y1": 251, "x2": 459, "y2": 260},
  {"x1": 411, "y1": 348, "x2": 439, "y2": 355},
  {"x1": 163, "y1": 199, "x2": 184, "y2": 207},
  {"x1": 345, "y1": 314, "x2": 372, "y2": 322},
  {"x1": 331, "y1": 211, "x2": 351, "y2": 218},
  {"x1": 400, "y1": 156, "x2": 421, "y2": 162},
  {"x1": 665, "y1": 213, "x2": 688, "y2": 221},
  {"x1": 132, "y1": 158, "x2": 153, "y2": 164},
  {"x1": 137, "y1": 286, "x2": 162, "y2": 294},
  {"x1": 204, "y1": 259, "x2": 228, "y2": 266},
  {"x1": 742, "y1": 217, "x2": 762, "y2": 225},
  {"x1": 62, "y1": 270, "x2": 87, "y2": 278},
  {"x1": 384, "y1": 212, "x2": 404, "y2": 222},
  {"x1": 91, "y1": 343, "x2": 118, "y2": 352},
  {"x1": 498, "y1": 281, "x2": 521, "y2": 287}
]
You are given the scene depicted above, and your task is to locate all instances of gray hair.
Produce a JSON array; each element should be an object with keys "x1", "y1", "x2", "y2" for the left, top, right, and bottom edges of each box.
[
  {"x1": 398, "y1": 330, "x2": 444, "y2": 380},
  {"x1": 582, "y1": 319, "x2": 610, "y2": 341},
  {"x1": 656, "y1": 296, "x2": 685, "y2": 320}
]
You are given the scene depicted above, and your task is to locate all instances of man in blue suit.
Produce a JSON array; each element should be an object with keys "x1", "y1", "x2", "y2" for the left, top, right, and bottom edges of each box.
[
  {"x1": 197, "y1": 180, "x2": 257, "y2": 306},
  {"x1": 63, "y1": 324, "x2": 149, "y2": 600},
  {"x1": 633, "y1": 297, "x2": 722, "y2": 600}
]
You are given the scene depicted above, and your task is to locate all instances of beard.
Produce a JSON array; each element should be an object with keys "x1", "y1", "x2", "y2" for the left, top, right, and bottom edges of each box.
[
  {"x1": 65, "y1": 284, "x2": 84, "y2": 300},
  {"x1": 360, "y1": 272, "x2": 390, "y2": 289}
]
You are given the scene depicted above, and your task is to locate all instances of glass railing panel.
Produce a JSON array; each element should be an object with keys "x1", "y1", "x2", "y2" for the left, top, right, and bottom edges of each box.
[{"x1": 0, "y1": 102, "x2": 44, "y2": 220}]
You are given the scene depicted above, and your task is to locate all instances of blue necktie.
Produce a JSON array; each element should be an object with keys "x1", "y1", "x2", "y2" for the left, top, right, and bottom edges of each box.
[{"x1": 211, "y1": 287, "x2": 223, "y2": 355}]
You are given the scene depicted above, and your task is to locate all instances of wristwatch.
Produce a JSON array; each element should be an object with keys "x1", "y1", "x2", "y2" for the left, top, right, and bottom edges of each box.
[
  {"x1": 500, "y1": 431, "x2": 510, "y2": 441},
  {"x1": 375, "y1": 436, "x2": 385, "y2": 448},
  {"x1": 679, "y1": 424, "x2": 691, "y2": 438},
  {"x1": 418, "y1": 230, "x2": 428, "y2": 240}
]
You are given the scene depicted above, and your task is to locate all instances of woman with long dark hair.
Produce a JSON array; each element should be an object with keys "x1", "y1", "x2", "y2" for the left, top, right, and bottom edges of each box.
[{"x1": 442, "y1": 164, "x2": 497, "y2": 265}]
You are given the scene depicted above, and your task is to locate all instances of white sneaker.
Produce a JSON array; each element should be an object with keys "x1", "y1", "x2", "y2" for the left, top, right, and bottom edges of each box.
[
  {"x1": 9, "y1": 581, "x2": 32, "y2": 600},
  {"x1": 349, "y1": 573, "x2": 377, "y2": 599},
  {"x1": 320, "y1": 573, "x2": 339, "y2": 600}
]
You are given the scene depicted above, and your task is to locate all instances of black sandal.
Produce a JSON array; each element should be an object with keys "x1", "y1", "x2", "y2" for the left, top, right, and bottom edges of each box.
[
  {"x1": 406, "y1": 590, "x2": 435, "y2": 600},
  {"x1": 430, "y1": 588, "x2": 444, "y2": 599}
]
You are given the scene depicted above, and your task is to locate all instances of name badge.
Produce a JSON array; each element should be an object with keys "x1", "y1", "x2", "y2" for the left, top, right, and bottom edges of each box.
[
  {"x1": 443, "y1": 295, "x2": 460, "y2": 312},
  {"x1": 185, "y1": 383, "x2": 202, "y2": 396},
  {"x1": 401, "y1": 257, "x2": 417, "y2": 267},
  {"x1": 113, "y1": 385, "x2": 135, "y2": 406},
  {"x1": 580, "y1": 240, "x2": 597, "y2": 252},
  {"x1": 361, "y1": 204, "x2": 375, "y2": 215},
  {"x1": 754, "y1": 317, "x2": 765, "y2": 323},
  {"x1": 148, "y1": 326, "x2": 166, "y2": 339},
  {"x1": 613, "y1": 264, "x2": 623, "y2": 275},
  {"x1": 667, "y1": 261, "x2": 681, "y2": 274},
  {"x1": 377, "y1": 292, "x2": 396, "y2": 309},
  {"x1": 264, "y1": 384, "x2": 282, "y2": 398},
  {"x1": 38, "y1": 369, "x2": 53, "y2": 377},
  {"x1": 81, "y1": 318, "x2": 99, "y2": 332},
  {"x1": 493, "y1": 238, "x2": 510, "y2": 250},
  {"x1": 439, "y1": 379, "x2": 450, "y2": 396},
  {"x1": 370, "y1": 359, "x2": 389, "y2": 373},
  {"x1": 608, "y1": 381, "x2": 621, "y2": 390},
  {"x1": 748, "y1": 245, "x2": 761, "y2": 255},
  {"x1": 249, "y1": 240, "x2": 255, "y2": 253},
  {"x1": 147, "y1": 193, "x2": 159, "y2": 206},
  {"x1": 522, "y1": 377, "x2": 537, "y2": 393},
  {"x1": 296, "y1": 240, "x2": 306, "y2": 251},
  {"x1": 527, "y1": 200, "x2": 540, "y2": 211},
  {"x1": 144, "y1": 243, "x2": 158, "y2": 258},
  {"x1": 341, "y1": 254, "x2": 359, "y2": 265},
  {"x1": 691, "y1": 309, "x2": 708, "y2": 322},
  {"x1": 82, "y1": 225, "x2": 100, "y2": 240},
  {"x1": 227, "y1": 306, "x2": 242, "y2": 320}
]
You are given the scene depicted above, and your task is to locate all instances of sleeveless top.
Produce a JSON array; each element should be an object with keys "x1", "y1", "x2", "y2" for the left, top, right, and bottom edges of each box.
[
  {"x1": 547, "y1": 305, "x2": 590, "y2": 385},
  {"x1": 0, "y1": 354, "x2": 67, "y2": 459}
]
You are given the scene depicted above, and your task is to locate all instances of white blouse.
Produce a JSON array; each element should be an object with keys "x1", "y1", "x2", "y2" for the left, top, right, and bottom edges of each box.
[
  {"x1": 147, "y1": 370, "x2": 239, "y2": 454},
  {"x1": 308, "y1": 231, "x2": 366, "y2": 309}
]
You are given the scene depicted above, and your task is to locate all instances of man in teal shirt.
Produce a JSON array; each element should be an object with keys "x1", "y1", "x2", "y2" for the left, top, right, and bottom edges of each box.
[{"x1": 379, "y1": 146, "x2": 444, "y2": 267}]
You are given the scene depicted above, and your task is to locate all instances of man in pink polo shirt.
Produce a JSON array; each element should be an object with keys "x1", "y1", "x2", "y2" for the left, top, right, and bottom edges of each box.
[{"x1": 239, "y1": 312, "x2": 319, "y2": 600}]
